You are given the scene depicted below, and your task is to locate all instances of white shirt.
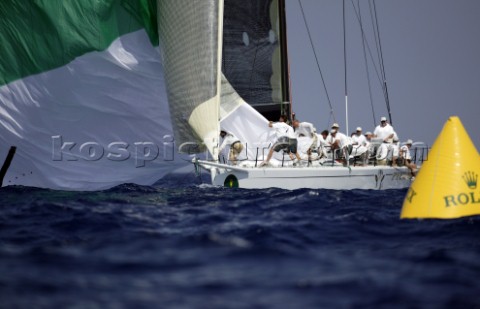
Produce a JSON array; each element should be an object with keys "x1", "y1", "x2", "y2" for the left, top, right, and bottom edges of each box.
[
  {"x1": 316, "y1": 134, "x2": 329, "y2": 157},
  {"x1": 365, "y1": 140, "x2": 372, "y2": 152},
  {"x1": 219, "y1": 133, "x2": 240, "y2": 153},
  {"x1": 325, "y1": 134, "x2": 334, "y2": 145},
  {"x1": 400, "y1": 145, "x2": 412, "y2": 160},
  {"x1": 374, "y1": 123, "x2": 395, "y2": 140},
  {"x1": 376, "y1": 143, "x2": 390, "y2": 160},
  {"x1": 317, "y1": 134, "x2": 329, "y2": 147},
  {"x1": 351, "y1": 134, "x2": 367, "y2": 146},
  {"x1": 365, "y1": 139, "x2": 375, "y2": 153},
  {"x1": 329, "y1": 132, "x2": 351, "y2": 149},
  {"x1": 272, "y1": 122, "x2": 295, "y2": 139}
]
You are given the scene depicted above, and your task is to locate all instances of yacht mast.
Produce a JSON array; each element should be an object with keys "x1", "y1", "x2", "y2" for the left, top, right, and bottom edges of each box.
[
  {"x1": 278, "y1": 0, "x2": 292, "y2": 119},
  {"x1": 343, "y1": 0, "x2": 349, "y2": 135}
]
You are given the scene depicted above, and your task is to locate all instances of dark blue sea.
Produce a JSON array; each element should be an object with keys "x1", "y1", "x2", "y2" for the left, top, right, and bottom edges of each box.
[{"x1": 1, "y1": 174, "x2": 479, "y2": 309}]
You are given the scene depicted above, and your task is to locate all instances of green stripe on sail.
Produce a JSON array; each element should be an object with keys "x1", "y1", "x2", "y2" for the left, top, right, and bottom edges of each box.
[{"x1": 0, "y1": 0, "x2": 158, "y2": 86}]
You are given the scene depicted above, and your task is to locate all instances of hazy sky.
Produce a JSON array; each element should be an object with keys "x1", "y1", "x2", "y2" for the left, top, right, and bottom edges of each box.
[{"x1": 286, "y1": 0, "x2": 480, "y2": 150}]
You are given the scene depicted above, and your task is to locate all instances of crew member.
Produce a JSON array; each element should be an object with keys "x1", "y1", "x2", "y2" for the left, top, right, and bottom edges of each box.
[
  {"x1": 373, "y1": 116, "x2": 395, "y2": 142},
  {"x1": 219, "y1": 129, "x2": 244, "y2": 165},
  {"x1": 259, "y1": 116, "x2": 299, "y2": 167}
]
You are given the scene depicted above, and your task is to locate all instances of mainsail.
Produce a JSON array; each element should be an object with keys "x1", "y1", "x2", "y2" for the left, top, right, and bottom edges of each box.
[
  {"x1": 223, "y1": 0, "x2": 290, "y2": 121},
  {"x1": 219, "y1": 0, "x2": 290, "y2": 160}
]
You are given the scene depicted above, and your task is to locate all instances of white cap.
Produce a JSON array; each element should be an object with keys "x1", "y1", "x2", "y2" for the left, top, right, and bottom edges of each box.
[
  {"x1": 406, "y1": 139, "x2": 413, "y2": 144},
  {"x1": 331, "y1": 123, "x2": 339, "y2": 128},
  {"x1": 365, "y1": 131, "x2": 372, "y2": 135},
  {"x1": 380, "y1": 116, "x2": 387, "y2": 122},
  {"x1": 356, "y1": 127, "x2": 362, "y2": 131}
]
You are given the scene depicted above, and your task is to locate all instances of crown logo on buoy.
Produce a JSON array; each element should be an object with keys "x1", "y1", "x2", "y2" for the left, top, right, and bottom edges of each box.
[
  {"x1": 463, "y1": 171, "x2": 477, "y2": 189},
  {"x1": 400, "y1": 116, "x2": 480, "y2": 219}
]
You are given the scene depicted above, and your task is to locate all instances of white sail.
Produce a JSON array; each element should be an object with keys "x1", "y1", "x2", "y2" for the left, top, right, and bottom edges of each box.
[
  {"x1": 0, "y1": 31, "x2": 186, "y2": 190},
  {"x1": 0, "y1": 1, "x2": 192, "y2": 190},
  {"x1": 219, "y1": 75, "x2": 276, "y2": 161}
]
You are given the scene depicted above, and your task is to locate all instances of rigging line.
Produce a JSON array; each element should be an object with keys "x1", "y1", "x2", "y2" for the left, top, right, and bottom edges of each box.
[
  {"x1": 349, "y1": 0, "x2": 384, "y2": 91},
  {"x1": 325, "y1": 113, "x2": 333, "y2": 131},
  {"x1": 352, "y1": 0, "x2": 376, "y2": 127},
  {"x1": 368, "y1": 0, "x2": 384, "y2": 81},
  {"x1": 297, "y1": 0, "x2": 336, "y2": 123},
  {"x1": 368, "y1": 0, "x2": 388, "y2": 102},
  {"x1": 368, "y1": 0, "x2": 387, "y2": 104},
  {"x1": 373, "y1": 0, "x2": 387, "y2": 81},
  {"x1": 372, "y1": 0, "x2": 393, "y2": 124},
  {"x1": 369, "y1": 0, "x2": 392, "y2": 123}
]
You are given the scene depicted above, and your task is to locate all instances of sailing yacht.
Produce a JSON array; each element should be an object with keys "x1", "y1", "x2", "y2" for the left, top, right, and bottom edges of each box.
[
  {"x1": 0, "y1": 0, "x2": 419, "y2": 190},
  {"x1": 160, "y1": 0, "x2": 414, "y2": 190}
]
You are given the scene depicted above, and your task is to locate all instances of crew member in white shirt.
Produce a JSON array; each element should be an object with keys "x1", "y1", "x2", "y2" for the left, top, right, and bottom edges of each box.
[
  {"x1": 364, "y1": 131, "x2": 375, "y2": 164},
  {"x1": 390, "y1": 137, "x2": 400, "y2": 166},
  {"x1": 292, "y1": 119, "x2": 317, "y2": 163},
  {"x1": 373, "y1": 116, "x2": 395, "y2": 142},
  {"x1": 351, "y1": 127, "x2": 368, "y2": 166},
  {"x1": 316, "y1": 130, "x2": 330, "y2": 159},
  {"x1": 325, "y1": 123, "x2": 341, "y2": 144},
  {"x1": 219, "y1": 129, "x2": 244, "y2": 165},
  {"x1": 260, "y1": 116, "x2": 299, "y2": 167},
  {"x1": 400, "y1": 139, "x2": 417, "y2": 176},
  {"x1": 329, "y1": 124, "x2": 352, "y2": 165}
]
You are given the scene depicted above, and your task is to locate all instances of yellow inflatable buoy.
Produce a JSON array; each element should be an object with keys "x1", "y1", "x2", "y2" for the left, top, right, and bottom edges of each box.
[{"x1": 401, "y1": 116, "x2": 480, "y2": 219}]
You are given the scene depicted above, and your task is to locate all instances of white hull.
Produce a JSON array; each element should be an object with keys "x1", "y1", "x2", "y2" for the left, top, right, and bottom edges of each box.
[{"x1": 197, "y1": 160, "x2": 412, "y2": 190}]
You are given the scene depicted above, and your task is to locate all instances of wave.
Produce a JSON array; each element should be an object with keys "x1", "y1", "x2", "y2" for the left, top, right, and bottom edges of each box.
[{"x1": 1, "y1": 181, "x2": 480, "y2": 308}]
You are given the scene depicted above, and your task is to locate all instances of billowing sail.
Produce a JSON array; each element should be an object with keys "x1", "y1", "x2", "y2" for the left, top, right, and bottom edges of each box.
[
  {"x1": 0, "y1": 0, "x2": 291, "y2": 190},
  {"x1": 222, "y1": 0, "x2": 290, "y2": 121},
  {"x1": 219, "y1": 75, "x2": 276, "y2": 161},
  {"x1": 0, "y1": 1, "x2": 185, "y2": 190},
  {"x1": 157, "y1": 0, "x2": 222, "y2": 156}
]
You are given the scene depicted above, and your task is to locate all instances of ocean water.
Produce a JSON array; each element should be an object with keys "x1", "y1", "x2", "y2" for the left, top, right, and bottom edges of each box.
[{"x1": 1, "y1": 174, "x2": 479, "y2": 309}]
